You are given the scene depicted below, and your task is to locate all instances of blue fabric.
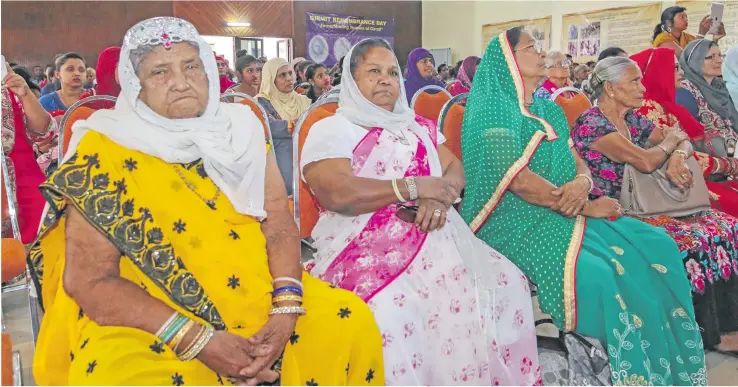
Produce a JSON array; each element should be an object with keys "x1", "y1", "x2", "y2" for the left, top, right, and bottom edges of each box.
[
  {"x1": 38, "y1": 91, "x2": 68, "y2": 113},
  {"x1": 40, "y1": 82, "x2": 56, "y2": 96},
  {"x1": 675, "y1": 88, "x2": 699, "y2": 120}
]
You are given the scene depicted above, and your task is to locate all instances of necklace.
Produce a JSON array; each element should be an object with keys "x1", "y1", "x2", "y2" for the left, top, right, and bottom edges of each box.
[
  {"x1": 384, "y1": 128, "x2": 411, "y2": 145},
  {"x1": 173, "y1": 165, "x2": 221, "y2": 210}
]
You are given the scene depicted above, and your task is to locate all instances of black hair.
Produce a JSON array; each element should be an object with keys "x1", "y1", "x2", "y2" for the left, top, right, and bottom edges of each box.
[
  {"x1": 585, "y1": 61, "x2": 595, "y2": 67},
  {"x1": 437, "y1": 63, "x2": 448, "y2": 72},
  {"x1": 297, "y1": 60, "x2": 314, "y2": 74},
  {"x1": 506, "y1": 26, "x2": 524, "y2": 49},
  {"x1": 597, "y1": 47, "x2": 626, "y2": 62},
  {"x1": 235, "y1": 49, "x2": 248, "y2": 59},
  {"x1": 8, "y1": 62, "x2": 17, "y2": 67},
  {"x1": 55, "y1": 52, "x2": 85, "y2": 71},
  {"x1": 305, "y1": 63, "x2": 326, "y2": 82},
  {"x1": 11, "y1": 66, "x2": 41, "y2": 92},
  {"x1": 32, "y1": 65, "x2": 42, "y2": 69},
  {"x1": 453, "y1": 60, "x2": 463, "y2": 76},
  {"x1": 235, "y1": 54, "x2": 259, "y2": 74},
  {"x1": 348, "y1": 38, "x2": 392, "y2": 77},
  {"x1": 653, "y1": 6, "x2": 687, "y2": 42},
  {"x1": 566, "y1": 54, "x2": 573, "y2": 60}
]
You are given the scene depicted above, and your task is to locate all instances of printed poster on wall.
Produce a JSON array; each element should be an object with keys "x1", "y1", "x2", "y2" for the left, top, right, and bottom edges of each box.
[
  {"x1": 561, "y1": 3, "x2": 661, "y2": 63},
  {"x1": 482, "y1": 17, "x2": 551, "y2": 53},
  {"x1": 677, "y1": 1, "x2": 738, "y2": 53},
  {"x1": 306, "y1": 12, "x2": 395, "y2": 67}
]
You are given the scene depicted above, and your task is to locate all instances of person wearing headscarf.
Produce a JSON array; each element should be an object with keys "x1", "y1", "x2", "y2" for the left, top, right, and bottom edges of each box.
[
  {"x1": 677, "y1": 40, "x2": 738, "y2": 165},
  {"x1": 257, "y1": 58, "x2": 311, "y2": 195},
  {"x1": 29, "y1": 17, "x2": 384, "y2": 386},
  {"x1": 448, "y1": 55, "x2": 479, "y2": 96},
  {"x1": 80, "y1": 47, "x2": 122, "y2": 109},
  {"x1": 302, "y1": 38, "x2": 540, "y2": 386},
  {"x1": 461, "y1": 27, "x2": 706, "y2": 385},
  {"x1": 633, "y1": 47, "x2": 738, "y2": 217},
  {"x1": 403, "y1": 47, "x2": 446, "y2": 104},
  {"x1": 724, "y1": 47, "x2": 738, "y2": 111},
  {"x1": 1, "y1": 60, "x2": 55, "y2": 243},
  {"x1": 216, "y1": 55, "x2": 235, "y2": 93}
]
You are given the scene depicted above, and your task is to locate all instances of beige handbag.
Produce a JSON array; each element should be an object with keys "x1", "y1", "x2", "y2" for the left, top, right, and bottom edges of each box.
[{"x1": 619, "y1": 157, "x2": 711, "y2": 218}]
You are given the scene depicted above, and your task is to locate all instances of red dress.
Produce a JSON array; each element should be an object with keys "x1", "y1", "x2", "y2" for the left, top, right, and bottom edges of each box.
[
  {"x1": 1, "y1": 89, "x2": 51, "y2": 243},
  {"x1": 639, "y1": 99, "x2": 738, "y2": 217}
]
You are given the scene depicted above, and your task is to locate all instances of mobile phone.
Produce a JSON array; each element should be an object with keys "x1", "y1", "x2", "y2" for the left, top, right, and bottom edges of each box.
[{"x1": 709, "y1": 3, "x2": 724, "y2": 35}]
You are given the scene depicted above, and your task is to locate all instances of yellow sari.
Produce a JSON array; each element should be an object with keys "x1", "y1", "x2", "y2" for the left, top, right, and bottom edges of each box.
[
  {"x1": 30, "y1": 131, "x2": 384, "y2": 386},
  {"x1": 653, "y1": 31, "x2": 696, "y2": 49}
]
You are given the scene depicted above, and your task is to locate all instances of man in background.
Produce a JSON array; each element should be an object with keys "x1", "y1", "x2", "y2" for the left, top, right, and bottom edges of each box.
[
  {"x1": 32, "y1": 65, "x2": 45, "y2": 85},
  {"x1": 437, "y1": 63, "x2": 450, "y2": 83}
]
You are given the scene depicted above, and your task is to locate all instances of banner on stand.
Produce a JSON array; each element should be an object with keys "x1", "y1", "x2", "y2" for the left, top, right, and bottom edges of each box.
[{"x1": 306, "y1": 12, "x2": 395, "y2": 67}]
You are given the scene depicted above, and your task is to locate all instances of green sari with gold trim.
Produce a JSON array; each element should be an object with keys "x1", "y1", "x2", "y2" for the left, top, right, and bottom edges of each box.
[{"x1": 460, "y1": 32, "x2": 707, "y2": 385}]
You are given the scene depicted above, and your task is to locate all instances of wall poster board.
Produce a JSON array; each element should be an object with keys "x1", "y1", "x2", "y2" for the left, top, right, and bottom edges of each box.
[
  {"x1": 561, "y1": 3, "x2": 661, "y2": 63},
  {"x1": 677, "y1": 1, "x2": 738, "y2": 53},
  {"x1": 306, "y1": 12, "x2": 395, "y2": 66},
  {"x1": 481, "y1": 17, "x2": 551, "y2": 53}
]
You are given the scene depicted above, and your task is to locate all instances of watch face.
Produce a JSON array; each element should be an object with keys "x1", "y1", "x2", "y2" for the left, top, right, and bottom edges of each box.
[
  {"x1": 309, "y1": 35, "x2": 329, "y2": 64},
  {"x1": 334, "y1": 37, "x2": 352, "y2": 63}
]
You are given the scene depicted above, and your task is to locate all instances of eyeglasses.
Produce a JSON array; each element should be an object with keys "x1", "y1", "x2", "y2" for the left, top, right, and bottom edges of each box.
[
  {"x1": 515, "y1": 41, "x2": 544, "y2": 54},
  {"x1": 704, "y1": 53, "x2": 725, "y2": 61},
  {"x1": 545, "y1": 59, "x2": 573, "y2": 69}
]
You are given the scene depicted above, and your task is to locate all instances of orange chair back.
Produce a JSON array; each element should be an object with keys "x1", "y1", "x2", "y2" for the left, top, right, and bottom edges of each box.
[
  {"x1": 297, "y1": 103, "x2": 338, "y2": 238},
  {"x1": 62, "y1": 106, "x2": 96, "y2": 156},
  {"x1": 239, "y1": 98, "x2": 270, "y2": 140},
  {"x1": 442, "y1": 104, "x2": 466, "y2": 161},
  {"x1": 1, "y1": 238, "x2": 25, "y2": 282},
  {"x1": 1, "y1": 333, "x2": 12, "y2": 386},
  {"x1": 296, "y1": 86, "x2": 309, "y2": 95},
  {"x1": 413, "y1": 91, "x2": 451, "y2": 122},
  {"x1": 554, "y1": 94, "x2": 592, "y2": 129}
]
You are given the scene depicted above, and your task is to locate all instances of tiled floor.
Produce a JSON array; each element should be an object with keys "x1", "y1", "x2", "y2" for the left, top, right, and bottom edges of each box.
[{"x1": 3, "y1": 268, "x2": 737, "y2": 386}]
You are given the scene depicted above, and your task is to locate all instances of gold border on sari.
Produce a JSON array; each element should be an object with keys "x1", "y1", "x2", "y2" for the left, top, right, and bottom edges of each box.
[
  {"x1": 470, "y1": 130, "x2": 546, "y2": 233},
  {"x1": 498, "y1": 32, "x2": 559, "y2": 142},
  {"x1": 563, "y1": 215, "x2": 586, "y2": 331}
]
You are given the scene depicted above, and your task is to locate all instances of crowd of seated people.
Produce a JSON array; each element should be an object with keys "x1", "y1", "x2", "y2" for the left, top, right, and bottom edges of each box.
[{"x1": 1, "y1": 6, "x2": 736, "y2": 386}]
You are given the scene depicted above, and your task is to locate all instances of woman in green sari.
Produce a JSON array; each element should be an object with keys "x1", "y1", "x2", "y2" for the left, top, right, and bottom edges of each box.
[{"x1": 461, "y1": 27, "x2": 707, "y2": 386}]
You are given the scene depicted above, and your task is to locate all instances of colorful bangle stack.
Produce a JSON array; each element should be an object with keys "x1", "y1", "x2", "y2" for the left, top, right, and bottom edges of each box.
[
  {"x1": 271, "y1": 277, "x2": 306, "y2": 315},
  {"x1": 156, "y1": 312, "x2": 214, "y2": 361}
]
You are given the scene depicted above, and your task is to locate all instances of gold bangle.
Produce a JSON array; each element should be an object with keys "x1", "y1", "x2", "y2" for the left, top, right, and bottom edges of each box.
[
  {"x1": 169, "y1": 320, "x2": 195, "y2": 352},
  {"x1": 272, "y1": 295, "x2": 303, "y2": 304},
  {"x1": 673, "y1": 149, "x2": 688, "y2": 159},
  {"x1": 177, "y1": 323, "x2": 205, "y2": 357},
  {"x1": 575, "y1": 173, "x2": 594, "y2": 193},
  {"x1": 179, "y1": 324, "x2": 214, "y2": 361}
]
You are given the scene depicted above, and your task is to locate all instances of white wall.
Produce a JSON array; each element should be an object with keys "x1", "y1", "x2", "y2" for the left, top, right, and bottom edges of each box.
[
  {"x1": 423, "y1": 0, "x2": 679, "y2": 61},
  {"x1": 202, "y1": 35, "x2": 235, "y2": 67}
]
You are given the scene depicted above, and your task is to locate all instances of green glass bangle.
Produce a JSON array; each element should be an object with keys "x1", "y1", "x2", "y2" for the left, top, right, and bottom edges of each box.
[{"x1": 160, "y1": 315, "x2": 189, "y2": 344}]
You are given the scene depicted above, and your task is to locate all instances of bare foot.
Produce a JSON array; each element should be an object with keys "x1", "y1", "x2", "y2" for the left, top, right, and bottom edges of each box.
[{"x1": 715, "y1": 332, "x2": 738, "y2": 352}]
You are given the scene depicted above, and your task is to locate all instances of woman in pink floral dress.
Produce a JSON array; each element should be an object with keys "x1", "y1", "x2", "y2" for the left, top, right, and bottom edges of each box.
[
  {"x1": 301, "y1": 39, "x2": 541, "y2": 385},
  {"x1": 573, "y1": 56, "x2": 738, "y2": 355}
]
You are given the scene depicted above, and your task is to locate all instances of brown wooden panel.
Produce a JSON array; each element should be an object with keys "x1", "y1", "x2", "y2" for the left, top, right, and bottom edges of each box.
[
  {"x1": 173, "y1": 1, "x2": 293, "y2": 38},
  {"x1": 1, "y1": 0, "x2": 174, "y2": 69},
  {"x1": 293, "y1": 1, "x2": 421, "y2": 67}
]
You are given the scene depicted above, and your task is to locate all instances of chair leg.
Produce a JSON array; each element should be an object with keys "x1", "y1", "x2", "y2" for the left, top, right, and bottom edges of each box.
[
  {"x1": 11, "y1": 350, "x2": 21, "y2": 386},
  {"x1": 28, "y1": 296, "x2": 41, "y2": 346}
]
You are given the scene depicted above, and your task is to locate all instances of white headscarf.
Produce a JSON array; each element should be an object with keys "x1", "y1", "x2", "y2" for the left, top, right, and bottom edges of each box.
[
  {"x1": 336, "y1": 39, "x2": 417, "y2": 132},
  {"x1": 67, "y1": 17, "x2": 266, "y2": 218}
]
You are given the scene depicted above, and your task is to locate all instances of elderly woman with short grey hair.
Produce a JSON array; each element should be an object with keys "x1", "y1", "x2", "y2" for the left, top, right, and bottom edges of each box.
[
  {"x1": 573, "y1": 56, "x2": 738, "y2": 355},
  {"x1": 29, "y1": 16, "x2": 384, "y2": 385},
  {"x1": 302, "y1": 38, "x2": 541, "y2": 385},
  {"x1": 533, "y1": 51, "x2": 573, "y2": 100}
]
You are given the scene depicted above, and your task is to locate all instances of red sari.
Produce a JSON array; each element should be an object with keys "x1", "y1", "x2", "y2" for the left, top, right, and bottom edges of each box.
[{"x1": 632, "y1": 47, "x2": 738, "y2": 217}]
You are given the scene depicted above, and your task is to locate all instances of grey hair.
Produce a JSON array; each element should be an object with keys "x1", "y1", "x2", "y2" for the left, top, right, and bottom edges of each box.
[
  {"x1": 583, "y1": 56, "x2": 638, "y2": 100},
  {"x1": 349, "y1": 38, "x2": 393, "y2": 77},
  {"x1": 544, "y1": 51, "x2": 565, "y2": 67},
  {"x1": 129, "y1": 41, "x2": 200, "y2": 75}
]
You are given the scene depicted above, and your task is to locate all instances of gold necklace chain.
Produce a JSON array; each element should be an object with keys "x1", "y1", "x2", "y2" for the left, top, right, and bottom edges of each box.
[{"x1": 173, "y1": 165, "x2": 221, "y2": 209}]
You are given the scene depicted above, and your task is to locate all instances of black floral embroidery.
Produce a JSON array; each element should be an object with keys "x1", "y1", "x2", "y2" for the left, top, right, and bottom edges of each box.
[
  {"x1": 150, "y1": 341, "x2": 165, "y2": 354},
  {"x1": 229, "y1": 230, "x2": 240, "y2": 240},
  {"x1": 86, "y1": 360, "x2": 97, "y2": 375},
  {"x1": 124, "y1": 158, "x2": 138, "y2": 172},
  {"x1": 196, "y1": 163, "x2": 207, "y2": 178},
  {"x1": 80, "y1": 338, "x2": 90, "y2": 349},
  {"x1": 227, "y1": 275, "x2": 240, "y2": 289},
  {"x1": 39, "y1": 152, "x2": 226, "y2": 330},
  {"x1": 366, "y1": 369, "x2": 375, "y2": 383},
  {"x1": 216, "y1": 375, "x2": 224, "y2": 385},
  {"x1": 70, "y1": 352, "x2": 74, "y2": 361},
  {"x1": 78, "y1": 308, "x2": 84, "y2": 320},
  {"x1": 173, "y1": 220, "x2": 187, "y2": 234},
  {"x1": 338, "y1": 308, "x2": 351, "y2": 318},
  {"x1": 345, "y1": 363, "x2": 350, "y2": 375},
  {"x1": 172, "y1": 373, "x2": 185, "y2": 386},
  {"x1": 306, "y1": 378, "x2": 318, "y2": 386},
  {"x1": 290, "y1": 331, "x2": 300, "y2": 345}
]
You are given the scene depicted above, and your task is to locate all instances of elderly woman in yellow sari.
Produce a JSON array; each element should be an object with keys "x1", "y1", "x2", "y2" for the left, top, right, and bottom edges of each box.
[
  {"x1": 256, "y1": 58, "x2": 311, "y2": 196},
  {"x1": 29, "y1": 17, "x2": 383, "y2": 386}
]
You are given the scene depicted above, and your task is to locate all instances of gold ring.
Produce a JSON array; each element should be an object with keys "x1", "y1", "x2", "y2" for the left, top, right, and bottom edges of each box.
[{"x1": 433, "y1": 209, "x2": 442, "y2": 218}]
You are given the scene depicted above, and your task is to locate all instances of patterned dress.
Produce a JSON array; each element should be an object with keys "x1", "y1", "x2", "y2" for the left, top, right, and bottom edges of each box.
[{"x1": 572, "y1": 106, "x2": 738, "y2": 349}]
